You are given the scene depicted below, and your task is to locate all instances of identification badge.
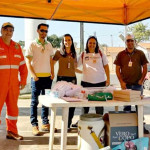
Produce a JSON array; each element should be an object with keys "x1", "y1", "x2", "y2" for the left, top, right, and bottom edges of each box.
[
  {"x1": 93, "y1": 59, "x2": 97, "y2": 63},
  {"x1": 68, "y1": 62, "x2": 70, "y2": 68},
  {"x1": 128, "y1": 61, "x2": 132, "y2": 67}
]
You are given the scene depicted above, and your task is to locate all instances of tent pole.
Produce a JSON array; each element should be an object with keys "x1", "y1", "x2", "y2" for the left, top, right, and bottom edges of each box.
[
  {"x1": 124, "y1": 3, "x2": 128, "y2": 37},
  {"x1": 80, "y1": 22, "x2": 84, "y2": 53},
  {"x1": 124, "y1": 25, "x2": 127, "y2": 47},
  {"x1": 50, "y1": 0, "x2": 63, "y2": 20},
  {"x1": 125, "y1": 25, "x2": 127, "y2": 36},
  {"x1": 124, "y1": 3, "x2": 128, "y2": 48}
]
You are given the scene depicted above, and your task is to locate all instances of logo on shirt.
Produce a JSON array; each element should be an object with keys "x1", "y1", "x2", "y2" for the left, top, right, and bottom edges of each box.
[
  {"x1": 85, "y1": 56, "x2": 89, "y2": 61},
  {"x1": 0, "y1": 47, "x2": 4, "y2": 50},
  {"x1": 14, "y1": 43, "x2": 19, "y2": 49},
  {"x1": 90, "y1": 56, "x2": 99, "y2": 59},
  {"x1": 14, "y1": 55, "x2": 21, "y2": 58},
  {"x1": 0, "y1": 55, "x2": 7, "y2": 59}
]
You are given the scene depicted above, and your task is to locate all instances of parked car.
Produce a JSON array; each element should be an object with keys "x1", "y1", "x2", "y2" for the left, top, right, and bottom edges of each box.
[{"x1": 143, "y1": 64, "x2": 150, "y2": 90}]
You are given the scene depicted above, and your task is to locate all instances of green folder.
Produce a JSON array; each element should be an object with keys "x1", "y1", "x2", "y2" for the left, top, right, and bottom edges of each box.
[{"x1": 88, "y1": 92, "x2": 113, "y2": 101}]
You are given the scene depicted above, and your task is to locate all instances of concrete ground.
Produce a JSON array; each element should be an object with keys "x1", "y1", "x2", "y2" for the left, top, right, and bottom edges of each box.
[{"x1": 0, "y1": 90, "x2": 150, "y2": 150}]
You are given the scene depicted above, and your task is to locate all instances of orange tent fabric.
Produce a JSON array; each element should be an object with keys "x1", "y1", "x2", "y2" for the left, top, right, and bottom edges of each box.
[{"x1": 0, "y1": 0, "x2": 150, "y2": 25}]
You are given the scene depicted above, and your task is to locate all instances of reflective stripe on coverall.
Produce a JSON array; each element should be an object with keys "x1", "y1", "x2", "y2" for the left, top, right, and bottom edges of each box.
[{"x1": 0, "y1": 37, "x2": 28, "y2": 134}]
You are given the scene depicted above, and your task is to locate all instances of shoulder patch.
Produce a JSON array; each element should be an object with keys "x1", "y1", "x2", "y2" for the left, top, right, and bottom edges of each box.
[{"x1": 14, "y1": 42, "x2": 20, "y2": 50}]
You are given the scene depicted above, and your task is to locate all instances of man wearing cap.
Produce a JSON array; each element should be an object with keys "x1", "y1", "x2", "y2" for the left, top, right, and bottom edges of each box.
[
  {"x1": 114, "y1": 34, "x2": 149, "y2": 133},
  {"x1": 0, "y1": 22, "x2": 28, "y2": 140},
  {"x1": 26, "y1": 23, "x2": 55, "y2": 136}
]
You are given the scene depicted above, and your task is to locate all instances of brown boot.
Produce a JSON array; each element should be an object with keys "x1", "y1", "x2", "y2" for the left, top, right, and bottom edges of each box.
[
  {"x1": 6, "y1": 131, "x2": 23, "y2": 140},
  {"x1": 41, "y1": 124, "x2": 57, "y2": 132},
  {"x1": 32, "y1": 126, "x2": 41, "y2": 136},
  {"x1": 41, "y1": 124, "x2": 50, "y2": 132}
]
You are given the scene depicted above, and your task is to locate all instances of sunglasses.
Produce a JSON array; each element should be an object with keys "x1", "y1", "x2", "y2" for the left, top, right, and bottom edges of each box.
[
  {"x1": 126, "y1": 39, "x2": 134, "y2": 42},
  {"x1": 3, "y1": 28, "x2": 14, "y2": 32},
  {"x1": 40, "y1": 29, "x2": 48, "y2": 33}
]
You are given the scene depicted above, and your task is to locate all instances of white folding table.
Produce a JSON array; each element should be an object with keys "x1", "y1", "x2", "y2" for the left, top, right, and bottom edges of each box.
[{"x1": 39, "y1": 96, "x2": 150, "y2": 150}]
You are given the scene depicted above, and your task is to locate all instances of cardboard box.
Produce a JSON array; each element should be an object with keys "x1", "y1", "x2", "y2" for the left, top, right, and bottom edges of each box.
[
  {"x1": 104, "y1": 111, "x2": 138, "y2": 148},
  {"x1": 113, "y1": 90, "x2": 141, "y2": 102}
]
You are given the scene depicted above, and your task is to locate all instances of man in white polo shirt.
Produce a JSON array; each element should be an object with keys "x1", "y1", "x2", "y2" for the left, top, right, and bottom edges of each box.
[{"x1": 26, "y1": 23, "x2": 54, "y2": 136}]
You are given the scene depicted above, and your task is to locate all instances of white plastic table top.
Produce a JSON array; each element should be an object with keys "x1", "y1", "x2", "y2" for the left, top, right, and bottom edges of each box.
[{"x1": 39, "y1": 95, "x2": 150, "y2": 108}]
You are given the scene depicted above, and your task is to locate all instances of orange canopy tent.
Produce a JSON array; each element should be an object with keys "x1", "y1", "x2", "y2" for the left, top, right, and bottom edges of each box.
[{"x1": 0, "y1": 0, "x2": 150, "y2": 25}]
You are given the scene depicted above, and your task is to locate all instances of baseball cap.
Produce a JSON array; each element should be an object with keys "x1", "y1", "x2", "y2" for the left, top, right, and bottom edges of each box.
[
  {"x1": 125, "y1": 34, "x2": 135, "y2": 41},
  {"x1": 2, "y1": 22, "x2": 14, "y2": 29}
]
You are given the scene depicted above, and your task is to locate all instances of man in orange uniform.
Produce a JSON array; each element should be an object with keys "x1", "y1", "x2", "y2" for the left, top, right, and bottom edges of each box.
[{"x1": 0, "y1": 22, "x2": 28, "y2": 140}]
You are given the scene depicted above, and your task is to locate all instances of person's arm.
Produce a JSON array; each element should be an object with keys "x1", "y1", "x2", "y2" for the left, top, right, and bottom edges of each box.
[
  {"x1": 26, "y1": 56, "x2": 39, "y2": 81},
  {"x1": 116, "y1": 65, "x2": 126, "y2": 89},
  {"x1": 75, "y1": 53, "x2": 83, "y2": 74},
  {"x1": 19, "y1": 48, "x2": 28, "y2": 90},
  {"x1": 103, "y1": 64, "x2": 110, "y2": 86},
  {"x1": 138, "y1": 64, "x2": 147, "y2": 85},
  {"x1": 74, "y1": 60, "x2": 82, "y2": 73},
  {"x1": 50, "y1": 57, "x2": 56, "y2": 80},
  {"x1": 75, "y1": 68, "x2": 83, "y2": 73}
]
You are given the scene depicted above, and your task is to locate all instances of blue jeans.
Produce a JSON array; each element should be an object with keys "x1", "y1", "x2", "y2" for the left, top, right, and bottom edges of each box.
[
  {"x1": 30, "y1": 77, "x2": 52, "y2": 126},
  {"x1": 124, "y1": 84, "x2": 143, "y2": 111}
]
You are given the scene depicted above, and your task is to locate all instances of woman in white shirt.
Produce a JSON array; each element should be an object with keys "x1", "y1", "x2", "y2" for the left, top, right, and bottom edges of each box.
[{"x1": 78, "y1": 36, "x2": 110, "y2": 115}]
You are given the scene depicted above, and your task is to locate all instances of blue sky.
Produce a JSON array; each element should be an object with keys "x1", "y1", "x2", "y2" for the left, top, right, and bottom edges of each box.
[{"x1": 0, "y1": 16, "x2": 150, "y2": 48}]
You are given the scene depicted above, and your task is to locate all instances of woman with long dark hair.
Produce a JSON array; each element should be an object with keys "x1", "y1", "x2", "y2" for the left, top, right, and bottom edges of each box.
[
  {"x1": 78, "y1": 36, "x2": 110, "y2": 115},
  {"x1": 53, "y1": 34, "x2": 77, "y2": 130}
]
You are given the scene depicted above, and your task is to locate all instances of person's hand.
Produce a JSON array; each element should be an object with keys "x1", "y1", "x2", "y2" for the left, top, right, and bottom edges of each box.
[
  {"x1": 33, "y1": 76, "x2": 39, "y2": 81},
  {"x1": 106, "y1": 79, "x2": 110, "y2": 86},
  {"x1": 138, "y1": 79, "x2": 143, "y2": 85},
  {"x1": 50, "y1": 74, "x2": 54, "y2": 80},
  {"x1": 20, "y1": 84, "x2": 26, "y2": 90},
  {"x1": 120, "y1": 81, "x2": 126, "y2": 89}
]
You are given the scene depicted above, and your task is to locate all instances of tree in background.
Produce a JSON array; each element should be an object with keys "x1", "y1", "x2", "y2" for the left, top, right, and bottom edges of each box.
[
  {"x1": 74, "y1": 42, "x2": 78, "y2": 48},
  {"x1": 128, "y1": 22, "x2": 150, "y2": 43},
  {"x1": 18, "y1": 40, "x2": 25, "y2": 48},
  {"x1": 47, "y1": 34, "x2": 62, "y2": 48},
  {"x1": 101, "y1": 44, "x2": 108, "y2": 47}
]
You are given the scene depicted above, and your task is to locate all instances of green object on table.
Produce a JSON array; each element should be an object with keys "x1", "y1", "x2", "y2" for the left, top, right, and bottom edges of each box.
[{"x1": 88, "y1": 92, "x2": 113, "y2": 101}]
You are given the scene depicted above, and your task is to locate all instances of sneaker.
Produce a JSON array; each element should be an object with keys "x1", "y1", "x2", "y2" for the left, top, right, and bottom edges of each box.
[
  {"x1": 32, "y1": 126, "x2": 40, "y2": 136},
  {"x1": 144, "y1": 127, "x2": 149, "y2": 134},
  {"x1": 6, "y1": 131, "x2": 23, "y2": 140}
]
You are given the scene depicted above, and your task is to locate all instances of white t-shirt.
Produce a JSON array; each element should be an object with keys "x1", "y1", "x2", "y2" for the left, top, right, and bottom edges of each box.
[
  {"x1": 77, "y1": 51, "x2": 108, "y2": 83},
  {"x1": 25, "y1": 39, "x2": 54, "y2": 77}
]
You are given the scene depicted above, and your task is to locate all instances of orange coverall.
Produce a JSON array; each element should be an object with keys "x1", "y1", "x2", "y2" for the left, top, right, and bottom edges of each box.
[{"x1": 0, "y1": 37, "x2": 28, "y2": 134}]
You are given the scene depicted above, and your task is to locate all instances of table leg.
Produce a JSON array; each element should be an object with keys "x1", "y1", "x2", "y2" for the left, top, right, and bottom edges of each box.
[
  {"x1": 61, "y1": 107, "x2": 69, "y2": 150},
  {"x1": 115, "y1": 106, "x2": 119, "y2": 111},
  {"x1": 49, "y1": 107, "x2": 56, "y2": 150},
  {"x1": 138, "y1": 105, "x2": 143, "y2": 137}
]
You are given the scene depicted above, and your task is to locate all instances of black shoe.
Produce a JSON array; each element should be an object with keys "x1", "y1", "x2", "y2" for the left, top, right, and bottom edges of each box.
[
  {"x1": 144, "y1": 127, "x2": 149, "y2": 134},
  {"x1": 67, "y1": 128, "x2": 71, "y2": 132},
  {"x1": 71, "y1": 122, "x2": 78, "y2": 128},
  {"x1": 123, "y1": 107, "x2": 131, "y2": 112}
]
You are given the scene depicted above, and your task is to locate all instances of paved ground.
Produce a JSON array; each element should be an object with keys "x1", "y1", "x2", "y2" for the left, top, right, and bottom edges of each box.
[{"x1": 0, "y1": 90, "x2": 150, "y2": 150}]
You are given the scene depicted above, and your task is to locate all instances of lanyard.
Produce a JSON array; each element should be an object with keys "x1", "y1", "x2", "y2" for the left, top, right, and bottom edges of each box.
[
  {"x1": 68, "y1": 55, "x2": 71, "y2": 69},
  {"x1": 126, "y1": 49, "x2": 135, "y2": 67},
  {"x1": 127, "y1": 50, "x2": 135, "y2": 61}
]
